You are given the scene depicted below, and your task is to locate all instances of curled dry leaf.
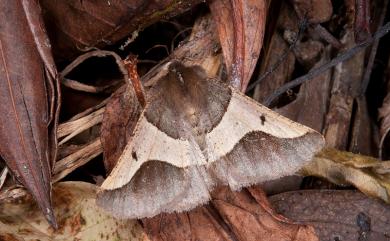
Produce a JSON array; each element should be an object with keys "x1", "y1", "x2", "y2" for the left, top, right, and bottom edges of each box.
[
  {"x1": 291, "y1": 0, "x2": 333, "y2": 24},
  {"x1": 270, "y1": 190, "x2": 390, "y2": 241},
  {"x1": 101, "y1": 85, "x2": 141, "y2": 173},
  {"x1": 0, "y1": 182, "x2": 149, "y2": 241},
  {"x1": 0, "y1": 0, "x2": 60, "y2": 226},
  {"x1": 40, "y1": 0, "x2": 204, "y2": 61},
  {"x1": 60, "y1": 50, "x2": 127, "y2": 94},
  {"x1": 212, "y1": 187, "x2": 319, "y2": 241},
  {"x1": 301, "y1": 148, "x2": 390, "y2": 203},
  {"x1": 209, "y1": 0, "x2": 266, "y2": 91},
  {"x1": 143, "y1": 206, "x2": 235, "y2": 241},
  {"x1": 142, "y1": 186, "x2": 319, "y2": 241}
]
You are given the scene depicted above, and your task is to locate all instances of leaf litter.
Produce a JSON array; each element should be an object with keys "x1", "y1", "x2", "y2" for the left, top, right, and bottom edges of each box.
[{"x1": 0, "y1": 0, "x2": 390, "y2": 240}]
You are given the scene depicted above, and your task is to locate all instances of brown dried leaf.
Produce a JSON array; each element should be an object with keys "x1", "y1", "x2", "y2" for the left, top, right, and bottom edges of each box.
[
  {"x1": 0, "y1": 182, "x2": 149, "y2": 241},
  {"x1": 213, "y1": 187, "x2": 319, "y2": 241},
  {"x1": 270, "y1": 190, "x2": 390, "y2": 241},
  {"x1": 101, "y1": 85, "x2": 141, "y2": 172},
  {"x1": 209, "y1": 0, "x2": 266, "y2": 91},
  {"x1": 301, "y1": 148, "x2": 390, "y2": 203},
  {"x1": 0, "y1": 0, "x2": 60, "y2": 226},
  {"x1": 278, "y1": 46, "x2": 331, "y2": 133},
  {"x1": 143, "y1": 206, "x2": 233, "y2": 241},
  {"x1": 323, "y1": 30, "x2": 365, "y2": 149},
  {"x1": 143, "y1": 187, "x2": 319, "y2": 241},
  {"x1": 253, "y1": 2, "x2": 297, "y2": 103},
  {"x1": 354, "y1": 0, "x2": 371, "y2": 42},
  {"x1": 291, "y1": 0, "x2": 333, "y2": 24},
  {"x1": 170, "y1": 13, "x2": 221, "y2": 75},
  {"x1": 293, "y1": 40, "x2": 325, "y2": 68},
  {"x1": 40, "y1": 0, "x2": 204, "y2": 61}
]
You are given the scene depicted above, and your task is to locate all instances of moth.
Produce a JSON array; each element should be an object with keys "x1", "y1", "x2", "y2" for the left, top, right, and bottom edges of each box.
[{"x1": 97, "y1": 62, "x2": 324, "y2": 219}]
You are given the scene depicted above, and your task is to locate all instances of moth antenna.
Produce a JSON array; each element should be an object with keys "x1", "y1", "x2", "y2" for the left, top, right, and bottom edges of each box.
[{"x1": 123, "y1": 55, "x2": 146, "y2": 108}]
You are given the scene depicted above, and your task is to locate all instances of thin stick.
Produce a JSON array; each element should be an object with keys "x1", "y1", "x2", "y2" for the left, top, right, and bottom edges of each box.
[
  {"x1": 0, "y1": 167, "x2": 8, "y2": 190},
  {"x1": 60, "y1": 50, "x2": 127, "y2": 79},
  {"x1": 62, "y1": 77, "x2": 119, "y2": 93},
  {"x1": 53, "y1": 138, "x2": 102, "y2": 182},
  {"x1": 263, "y1": 21, "x2": 390, "y2": 107},
  {"x1": 313, "y1": 24, "x2": 342, "y2": 49},
  {"x1": 246, "y1": 19, "x2": 308, "y2": 92},
  {"x1": 124, "y1": 55, "x2": 146, "y2": 107}
]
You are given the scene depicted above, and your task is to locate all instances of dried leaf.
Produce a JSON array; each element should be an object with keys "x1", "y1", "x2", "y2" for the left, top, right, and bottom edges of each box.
[
  {"x1": 212, "y1": 187, "x2": 319, "y2": 241},
  {"x1": 293, "y1": 40, "x2": 324, "y2": 68},
  {"x1": 278, "y1": 46, "x2": 331, "y2": 133},
  {"x1": 291, "y1": 0, "x2": 333, "y2": 24},
  {"x1": 354, "y1": 0, "x2": 371, "y2": 42},
  {"x1": 101, "y1": 86, "x2": 141, "y2": 172},
  {"x1": 170, "y1": 13, "x2": 222, "y2": 76},
  {"x1": 143, "y1": 187, "x2": 319, "y2": 241},
  {"x1": 0, "y1": 0, "x2": 60, "y2": 226},
  {"x1": 253, "y1": 2, "x2": 297, "y2": 103},
  {"x1": 301, "y1": 148, "x2": 390, "y2": 203},
  {"x1": 323, "y1": 30, "x2": 365, "y2": 149},
  {"x1": 270, "y1": 190, "x2": 390, "y2": 241},
  {"x1": 209, "y1": 0, "x2": 266, "y2": 91},
  {"x1": 40, "y1": 0, "x2": 204, "y2": 61},
  {"x1": 0, "y1": 182, "x2": 149, "y2": 241},
  {"x1": 143, "y1": 206, "x2": 234, "y2": 241}
]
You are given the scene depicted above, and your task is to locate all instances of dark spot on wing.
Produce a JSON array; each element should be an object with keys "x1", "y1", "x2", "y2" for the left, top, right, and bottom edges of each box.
[
  {"x1": 132, "y1": 151, "x2": 138, "y2": 161},
  {"x1": 260, "y1": 115, "x2": 266, "y2": 125}
]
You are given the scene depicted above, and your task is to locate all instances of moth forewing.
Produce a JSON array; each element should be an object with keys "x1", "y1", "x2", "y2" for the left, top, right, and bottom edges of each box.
[
  {"x1": 205, "y1": 89, "x2": 316, "y2": 162},
  {"x1": 101, "y1": 114, "x2": 206, "y2": 190}
]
